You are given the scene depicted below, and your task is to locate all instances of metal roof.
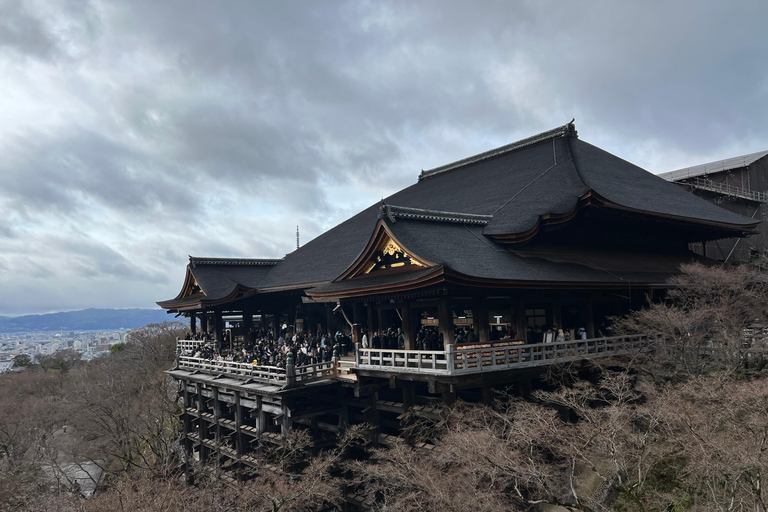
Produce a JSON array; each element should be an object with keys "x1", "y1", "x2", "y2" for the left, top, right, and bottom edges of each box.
[{"x1": 659, "y1": 149, "x2": 768, "y2": 182}]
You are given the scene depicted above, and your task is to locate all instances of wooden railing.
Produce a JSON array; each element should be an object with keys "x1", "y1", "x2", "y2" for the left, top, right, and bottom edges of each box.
[
  {"x1": 176, "y1": 355, "x2": 339, "y2": 387},
  {"x1": 357, "y1": 334, "x2": 654, "y2": 375},
  {"x1": 178, "y1": 356, "x2": 288, "y2": 385},
  {"x1": 356, "y1": 349, "x2": 450, "y2": 372},
  {"x1": 177, "y1": 339, "x2": 207, "y2": 354}
]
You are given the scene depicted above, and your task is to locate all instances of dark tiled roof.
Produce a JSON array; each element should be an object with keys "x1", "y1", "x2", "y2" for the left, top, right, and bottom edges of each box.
[
  {"x1": 191, "y1": 262, "x2": 275, "y2": 300},
  {"x1": 163, "y1": 122, "x2": 760, "y2": 302},
  {"x1": 310, "y1": 266, "x2": 443, "y2": 294},
  {"x1": 419, "y1": 120, "x2": 577, "y2": 180},
  {"x1": 569, "y1": 140, "x2": 757, "y2": 228},
  {"x1": 388, "y1": 220, "x2": 692, "y2": 284}
]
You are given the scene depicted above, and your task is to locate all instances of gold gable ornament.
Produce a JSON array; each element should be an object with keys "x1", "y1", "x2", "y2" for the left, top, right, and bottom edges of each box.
[{"x1": 364, "y1": 238, "x2": 424, "y2": 274}]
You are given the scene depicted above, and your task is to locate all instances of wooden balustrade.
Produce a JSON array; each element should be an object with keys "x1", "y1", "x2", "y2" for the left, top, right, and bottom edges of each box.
[
  {"x1": 179, "y1": 334, "x2": 656, "y2": 383},
  {"x1": 356, "y1": 334, "x2": 654, "y2": 375},
  {"x1": 176, "y1": 338, "x2": 207, "y2": 354}
]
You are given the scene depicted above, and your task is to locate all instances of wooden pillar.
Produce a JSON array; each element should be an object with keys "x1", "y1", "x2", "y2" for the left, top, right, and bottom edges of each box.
[
  {"x1": 553, "y1": 296, "x2": 563, "y2": 330},
  {"x1": 256, "y1": 395, "x2": 265, "y2": 437},
  {"x1": 325, "y1": 305, "x2": 333, "y2": 335},
  {"x1": 280, "y1": 404, "x2": 292, "y2": 437},
  {"x1": 402, "y1": 304, "x2": 415, "y2": 350},
  {"x1": 516, "y1": 299, "x2": 527, "y2": 341},
  {"x1": 189, "y1": 313, "x2": 197, "y2": 335},
  {"x1": 402, "y1": 381, "x2": 415, "y2": 410},
  {"x1": 377, "y1": 307, "x2": 385, "y2": 333},
  {"x1": 234, "y1": 391, "x2": 244, "y2": 458},
  {"x1": 352, "y1": 303, "x2": 363, "y2": 344},
  {"x1": 473, "y1": 304, "x2": 489, "y2": 343},
  {"x1": 182, "y1": 383, "x2": 193, "y2": 456},
  {"x1": 269, "y1": 312, "x2": 278, "y2": 339},
  {"x1": 438, "y1": 299, "x2": 454, "y2": 346},
  {"x1": 212, "y1": 387, "x2": 222, "y2": 459},
  {"x1": 213, "y1": 310, "x2": 223, "y2": 351},
  {"x1": 200, "y1": 313, "x2": 208, "y2": 337},
  {"x1": 586, "y1": 296, "x2": 595, "y2": 339},
  {"x1": 338, "y1": 388, "x2": 349, "y2": 428},
  {"x1": 367, "y1": 303, "x2": 374, "y2": 334},
  {"x1": 242, "y1": 309, "x2": 253, "y2": 340},
  {"x1": 196, "y1": 383, "x2": 208, "y2": 463}
]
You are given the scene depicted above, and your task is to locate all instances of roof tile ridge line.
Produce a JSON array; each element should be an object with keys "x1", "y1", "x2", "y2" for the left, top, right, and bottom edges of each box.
[
  {"x1": 418, "y1": 119, "x2": 577, "y2": 181},
  {"x1": 564, "y1": 130, "x2": 591, "y2": 191},
  {"x1": 382, "y1": 204, "x2": 493, "y2": 225},
  {"x1": 189, "y1": 256, "x2": 283, "y2": 267}
]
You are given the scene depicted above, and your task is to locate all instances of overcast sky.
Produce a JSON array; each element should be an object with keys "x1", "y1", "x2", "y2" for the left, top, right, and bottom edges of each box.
[{"x1": 1, "y1": 0, "x2": 767, "y2": 315}]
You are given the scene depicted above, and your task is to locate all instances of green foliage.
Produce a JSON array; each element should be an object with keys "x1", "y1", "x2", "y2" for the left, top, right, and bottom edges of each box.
[
  {"x1": 109, "y1": 343, "x2": 126, "y2": 354},
  {"x1": 12, "y1": 354, "x2": 32, "y2": 368}
]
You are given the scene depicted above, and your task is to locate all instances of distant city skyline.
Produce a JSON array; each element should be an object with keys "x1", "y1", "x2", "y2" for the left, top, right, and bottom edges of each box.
[{"x1": 2, "y1": 1, "x2": 768, "y2": 315}]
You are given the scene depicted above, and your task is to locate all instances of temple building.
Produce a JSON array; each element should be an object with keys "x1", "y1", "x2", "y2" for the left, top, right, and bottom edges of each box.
[
  {"x1": 158, "y1": 121, "x2": 758, "y2": 468},
  {"x1": 659, "y1": 149, "x2": 768, "y2": 261},
  {"x1": 160, "y1": 121, "x2": 757, "y2": 346}
]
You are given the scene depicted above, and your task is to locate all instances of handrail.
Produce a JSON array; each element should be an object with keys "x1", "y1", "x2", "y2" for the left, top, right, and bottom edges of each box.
[
  {"x1": 176, "y1": 356, "x2": 339, "y2": 387},
  {"x1": 356, "y1": 334, "x2": 655, "y2": 375},
  {"x1": 178, "y1": 356, "x2": 287, "y2": 384},
  {"x1": 689, "y1": 177, "x2": 768, "y2": 203},
  {"x1": 177, "y1": 339, "x2": 207, "y2": 354}
]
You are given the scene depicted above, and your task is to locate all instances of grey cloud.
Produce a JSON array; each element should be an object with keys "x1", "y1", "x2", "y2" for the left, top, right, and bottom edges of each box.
[
  {"x1": 0, "y1": 0, "x2": 58, "y2": 59},
  {"x1": 2, "y1": 0, "x2": 768, "y2": 314}
]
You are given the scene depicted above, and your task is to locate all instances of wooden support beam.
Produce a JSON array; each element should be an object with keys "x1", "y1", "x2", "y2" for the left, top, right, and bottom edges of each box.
[
  {"x1": 256, "y1": 395, "x2": 266, "y2": 437},
  {"x1": 367, "y1": 303, "x2": 374, "y2": 334},
  {"x1": 190, "y1": 312, "x2": 197, "y2": 335},
  {"x1": 196, "y1": 383, "x2": 208, "y2": 463},
  {"x1": 182, "y1": 383, "x2": 193, "y2": 457},
  {"x1": 234, "y1": 391, "x2": 244, "y2": 458},
  {"x1": 242, "y1": 309, "x2": 253, "y2": 340},
  {"x1": 338, "y1": 388, "x2": 349, "y2": 429},
  {"x1": 553, "y1": 296, "x2": 563, "y2": 331},
  {"x1": 213, "y1": 310, "x2": 223, "y2": 351},
  {"x1": 438, "y1": 299, "x2": 454, "y2": 346},
  {"x1": 402, "y1": 381, "x2": 415, "y2": 411},
  {"x1": 473, "y1": 304, "x2": 489, "y2": 343},
  {"x1": 280, "y1": 404, "x2": 292, "y2": 437},
  {"x1": 212, "y1": 387, "x2": 222, "y2": 456},
  {"x1": 402, "y1": 303, "x2": 416, "y2": 350}
]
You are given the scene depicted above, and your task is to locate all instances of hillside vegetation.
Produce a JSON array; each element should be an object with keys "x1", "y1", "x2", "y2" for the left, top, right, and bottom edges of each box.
[{"x1": 0, "y1": 264, "x2": 767, "y2": 512}]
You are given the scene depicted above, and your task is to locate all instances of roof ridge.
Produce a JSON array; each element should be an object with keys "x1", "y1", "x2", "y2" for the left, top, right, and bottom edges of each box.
[
  {"x1": 189, "y1": 256, "x2": 283, "y2": 268},
  {"x1": 418, "y1": 120, "x2": 578, "y2": 181},
  {"x1": 381, "y1": 204, "x2": 493, "y2": 225},
  {"x1": 659, "y1": 148, "x2": 768, "y2": 182}
]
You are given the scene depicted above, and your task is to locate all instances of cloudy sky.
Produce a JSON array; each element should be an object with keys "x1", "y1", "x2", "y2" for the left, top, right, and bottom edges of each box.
[{"x1": 1, "y1": 0, "x2": 767, "y2": 315}]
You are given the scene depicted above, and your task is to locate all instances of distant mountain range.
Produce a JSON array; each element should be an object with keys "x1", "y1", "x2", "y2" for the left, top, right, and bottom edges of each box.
[{"x1": 0, "y1": 308, "x2": 172, "y2": 333}]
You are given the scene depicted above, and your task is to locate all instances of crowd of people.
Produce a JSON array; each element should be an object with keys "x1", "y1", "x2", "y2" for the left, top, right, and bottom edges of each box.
[
  {"x1": 180, "y1": 321, "x2": 591, "y2": 370},
  {"x1": 180, "y1": 328, "x2": 353, "y2": 369}
]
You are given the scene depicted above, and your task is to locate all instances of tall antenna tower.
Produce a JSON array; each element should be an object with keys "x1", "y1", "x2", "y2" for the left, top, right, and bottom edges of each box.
[{"x1": 296, "y1": 226, "x2": 300, "y2": 249}]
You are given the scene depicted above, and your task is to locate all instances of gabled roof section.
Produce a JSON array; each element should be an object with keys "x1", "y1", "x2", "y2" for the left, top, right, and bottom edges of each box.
[
  {"x1": 336, "y1": 219, "x2": 435, "y2": 281},
  {"x1": 157, "y1": 256, "x2": 282, "y2": 311},
  {"x1": 419, "y1": 120, "x2": 577, "y2": 181},
  {"x1": 659, "y1": 149, "x2": 768, "y2": 182}
]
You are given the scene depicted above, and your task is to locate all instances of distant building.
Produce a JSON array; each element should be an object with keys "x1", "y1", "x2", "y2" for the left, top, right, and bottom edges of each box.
[{"x1": 659, "y1": 150, "x2": 768, "y2": 261}]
